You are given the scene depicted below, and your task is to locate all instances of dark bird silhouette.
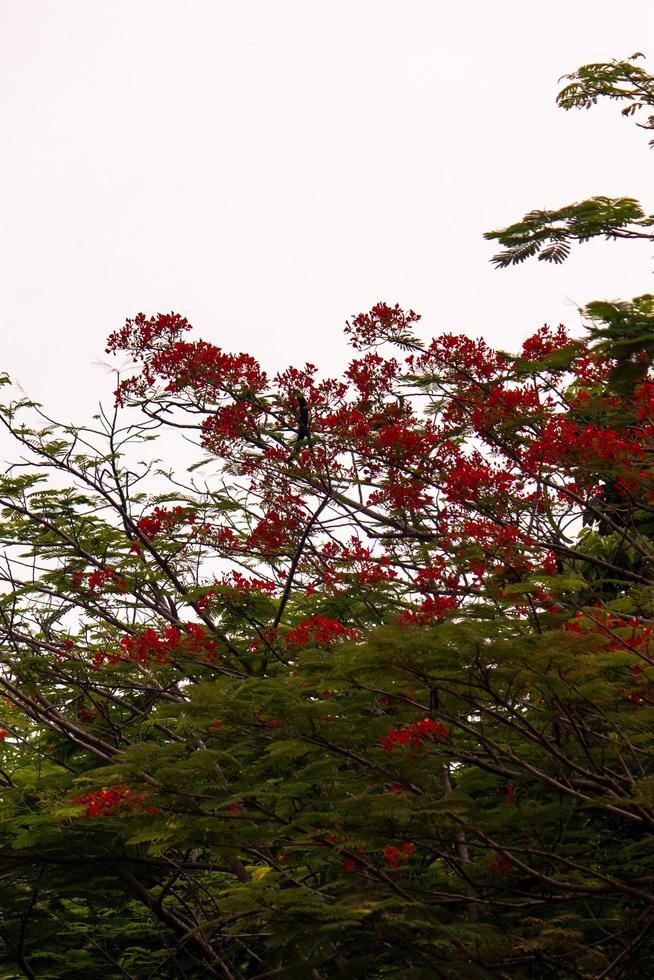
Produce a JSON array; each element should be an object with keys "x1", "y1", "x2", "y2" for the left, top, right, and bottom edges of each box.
[{"x1": 288, "y1": 392, "x2": 310, "y2": 461}]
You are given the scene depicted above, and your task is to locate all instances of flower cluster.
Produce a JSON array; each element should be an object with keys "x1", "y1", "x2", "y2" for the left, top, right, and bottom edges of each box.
[
  {"x1": 201, "y1": 401, "x2": 265, "y2": 453},
  {"x1": 286, "y1": 615, "x2": 358, "y2": 648},
  {"x1": 73, "y1": 566, "x2": 128, "y2": 593},
  {"x1": 563, "y1": 609, "x2": 654, "y2": 652},
  {"x1": 344, "y1": 302, "x2": 421, "y2": 350},
  {"x1": 136, "y1": 505, "x2": 196, "y2": 539},
  {"x1": 519, "y1": 323, "x2": 572, "y2": 361},
  {"x1": 107, "y1": 310, "x2": 267, "y2": 409},
  {"x1": 224, "y1": 571, "x2": 277, "y2": 594},
  {"x1": 345, "y1": 353, "x2": 400, "y2": 399},
  {"x1": 106, "y1": 312, "x2": 192, "y2": 356},
  {"x1": 381, "y1": 717, "x2": 449, "y2": 752},
  {"x1": 400, "y1": 595, "x2": 458, "y2": 625},
  {"x1": 318, "y1": 537, "x2": 398, "y2": 589},
  {"x1": 245, "y1": 504, "x2": 304, "y2": 555},
  {"x1": 102, "y1": 301, "x2": 654, "y2": 698},
  {"x1": 74, "y1": 784, "x2": 144, "y2": 817},
  {"x1": 635, "y1": 380, "x2": 654, "y2": 420},
  {"x1": 383, "y1": 842, "x2": 415, "y2": 869},
  {"x1": 441, "y1": 451, "x2": 521, "y2": 507},
  {"x1": 410, "y1": 332, "x2": 507, "y2": 380},
  {"x1": 93, "y1": 623, "x2": 219, "y2": 668}
]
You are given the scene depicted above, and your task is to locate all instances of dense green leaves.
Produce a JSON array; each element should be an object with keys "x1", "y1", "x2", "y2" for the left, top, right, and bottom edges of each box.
[{"x1": 1, "y1": 51, "x2": 654, "y2": 979}]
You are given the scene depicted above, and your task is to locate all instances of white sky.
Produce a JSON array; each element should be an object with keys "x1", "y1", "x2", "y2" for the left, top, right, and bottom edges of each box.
[{"x1": 1, "y1": 0, "x2": 653, "y2": 425}]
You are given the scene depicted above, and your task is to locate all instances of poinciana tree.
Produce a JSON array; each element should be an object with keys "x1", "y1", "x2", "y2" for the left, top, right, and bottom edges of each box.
[{"x1": 1, "y1": 54, "x2": 654, "y2": 979}]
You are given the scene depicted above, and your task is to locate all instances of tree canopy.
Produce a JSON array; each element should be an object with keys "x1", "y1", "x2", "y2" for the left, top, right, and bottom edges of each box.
[{"x1": 1, "y1": 54, "x2": 654, "y2": 979}]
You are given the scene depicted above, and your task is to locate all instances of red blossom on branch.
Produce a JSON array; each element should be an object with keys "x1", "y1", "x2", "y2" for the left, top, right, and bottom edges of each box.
[
  {"x1": 381, "y1": 717, "x2": 450, "y2": 752},
  {"x1": 286, "y1": 615, "x2": 358, "y2": 647},
  {"x1": 344, "y1": 302, "x2": 421, "y2": 350},
  {"x1": 86, "y1": 567, "x2": 128, "y2": 593},
  {"x1": 91, "y1": 623, "x2": 220, "y2": 668},
  {"x1": 383, "y1": 842, "x2": 416, "y2": 869},
  {"x1": 73, "y1": 784, "x2": 146, "y2": 818},
  {"x1": 519, "y1": 323, "x2": 572, "y2": 361},
  {"x1": 400, "y1": 595, "x2": 458, "y2": 625},
  {"x1": 136, "y1": 505, "x2": 196, "y2": 540}
]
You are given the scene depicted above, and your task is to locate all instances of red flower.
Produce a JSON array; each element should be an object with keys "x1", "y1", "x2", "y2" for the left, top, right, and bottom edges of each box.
[
  {"x1": 136, "y1": 505, "x2": 195, "y2": 540},
  {"x1": 87, "y1": 567, "x2": 128, "y2": 592},
  {"x1": 383, "y1": 842, "x2": 415, "y2": 869},
  {"x1": 286, "y1": 615, "x2": 358, "y2": 647},
  {"x1": 381, "y1": 717, "x2": 449, "y2": 752},
  {"x1": 73, "y1": 784, "x2": 145, "y2": 818},
  {"x1": 345, "y1": 303, "x2": 421, "y2": 350},
  {"x1": 111, "y1": 622, "x2": 219, "y2": 666},
  {"x1": 225, "y1": 571, "x2": 277, "y2": 593},
  {"x1": 400, "y1": 595, "x2": 458, "y2": 626},
  {"x1": 519, "y1": 323, "x2": 571, "y2": 361}
]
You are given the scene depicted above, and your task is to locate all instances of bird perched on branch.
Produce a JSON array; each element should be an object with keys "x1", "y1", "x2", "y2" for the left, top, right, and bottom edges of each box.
[{"x1": 288, "y1": 391, "x2": 310, "y2": 461}]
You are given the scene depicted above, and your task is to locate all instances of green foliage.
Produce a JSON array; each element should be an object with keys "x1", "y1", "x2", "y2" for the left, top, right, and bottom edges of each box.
[
  {"x1": 1, "y1": 50, "x2": 654, "y2": 980},
  {"x1": 485, "y1": 52, "x2": 654, "y2": 268},
  {"x1": 557, "y1": 52, "x2": 654, "y2": 141},
  {"x1": 484, "y1": 196, "x2": 654, "y2": 267}
]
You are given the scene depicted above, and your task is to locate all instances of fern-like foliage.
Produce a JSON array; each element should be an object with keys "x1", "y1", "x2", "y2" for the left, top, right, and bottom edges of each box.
[
  {"x1": 486, "y1": 53, "x2": 654, "y2": 269},
  {"x1": 485, "y1": 197, "x2": 654, "y2": 268},
  {"x1": 557, "y1": 52, "x2": 654, "y2": 144}
]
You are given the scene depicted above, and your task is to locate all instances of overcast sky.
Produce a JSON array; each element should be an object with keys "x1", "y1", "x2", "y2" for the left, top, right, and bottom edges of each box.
[{"x1": 1, "y1": 0, "x2": 653, "y2": 425}]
